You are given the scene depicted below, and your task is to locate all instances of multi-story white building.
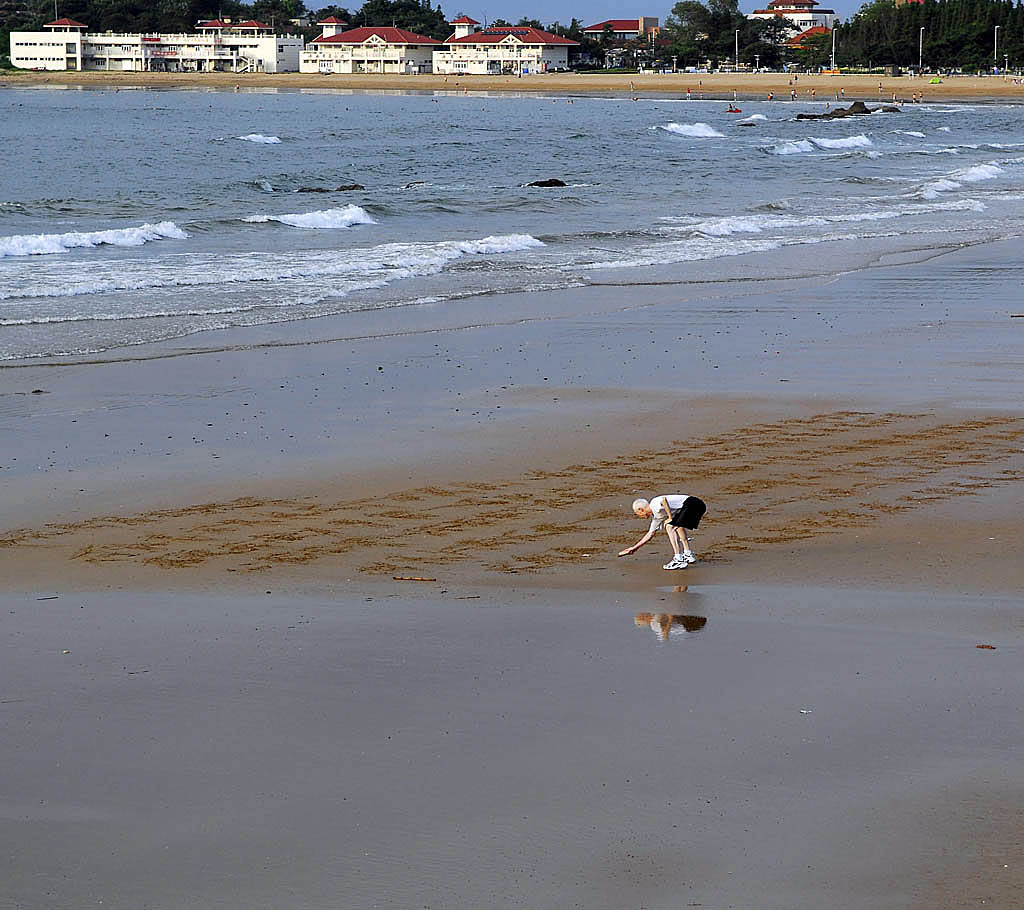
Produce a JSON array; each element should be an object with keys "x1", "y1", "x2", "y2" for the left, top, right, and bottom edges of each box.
[
  {"x1": 299, "y1": 20, "x2": 439, "y2": 74},
  {"x1": 432, "y1": 16, "x2": 577, "y2": 75},
  {"x1": 9, "y1": 18, "x2": 303, "y2": 72},
  {"x1": 747, "y1": 0, "x2": 836, "y2": 34}
]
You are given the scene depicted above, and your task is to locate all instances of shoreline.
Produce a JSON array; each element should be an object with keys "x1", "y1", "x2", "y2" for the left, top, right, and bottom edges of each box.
[{"x1": 4, "y1": 68, "x2": 1024, "y2": 101}]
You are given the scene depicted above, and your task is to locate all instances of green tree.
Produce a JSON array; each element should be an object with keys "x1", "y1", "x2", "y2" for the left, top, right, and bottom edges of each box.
[{"x1": 350, "y1": 0, "x2": 448, "y2": 39}]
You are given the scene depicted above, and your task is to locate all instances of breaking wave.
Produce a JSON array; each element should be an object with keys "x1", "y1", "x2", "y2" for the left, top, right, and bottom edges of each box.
[
  {"x1": 0, "y1": 233, "x2": 546, "y2": 303},
  {"x1": 660, "y1": 199, "x2": 987, "y2": 238},
  {"x1": 764, "y1": 134, "x2": 873, "y2": 155},
  {"x1": 919, "y1": 162, "x2": 1004, "y2": 198},
  {"x1": 244, "y1": 205, "x2": 376, "y2": 229},
  {"x1": 766, "y1": 139, "x2": 814, "y2": 155},
  {"x1": 236, "y1": 134, "x2": 282, "y2": 144},
  {"x1": 0, "y1": 221, "x2": 188, "y2": 258},
  {"x1": 810, "y1": 134, "x2": 873, "y2": 150},
  {"x1": 658, "y1": 122, "x2": 725, "y2": 138}
]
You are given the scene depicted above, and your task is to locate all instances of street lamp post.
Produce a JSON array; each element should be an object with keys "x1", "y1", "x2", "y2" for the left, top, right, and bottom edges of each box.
[
  {"x1": 994, "y1": 25, "x2": 1000, "y2": 66},
  {"x1": 831, "y1": 28, "x2": 836, "y2": 70},
  {"x1": 735, "y1": 29, "x2": 739, "y2": 71},
  {"x1": 919, "y1": 26, "x2": 924, "y2": 72},
  {"x1": 755, "y1": 53, "x2": 760, "y2": 72}
]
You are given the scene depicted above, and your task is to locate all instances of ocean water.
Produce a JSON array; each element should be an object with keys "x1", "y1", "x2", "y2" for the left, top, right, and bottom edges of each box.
[{"x1": 2, "y1": 86, "x2": 1024, "y2": 361}]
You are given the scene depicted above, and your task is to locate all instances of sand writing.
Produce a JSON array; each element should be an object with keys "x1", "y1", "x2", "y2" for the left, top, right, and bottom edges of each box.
[{"x1": 2, "y1": 411, "x2": 1022, "y2": 580}]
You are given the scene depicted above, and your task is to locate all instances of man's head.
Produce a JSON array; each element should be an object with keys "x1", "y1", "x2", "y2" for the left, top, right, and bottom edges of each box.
[{"x1": 632, "y1": 498, "x2": 652, "y2": 518}]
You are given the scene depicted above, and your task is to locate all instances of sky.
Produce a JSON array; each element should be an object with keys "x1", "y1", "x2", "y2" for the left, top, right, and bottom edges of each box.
[{"x1": 309, "y1": 0, "x2": 868, "y2": 28}]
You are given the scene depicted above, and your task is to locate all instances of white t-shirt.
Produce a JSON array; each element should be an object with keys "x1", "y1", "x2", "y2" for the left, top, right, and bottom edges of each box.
[{"x1": 649, "y1": 494, "x2": 689, "y2": 532}]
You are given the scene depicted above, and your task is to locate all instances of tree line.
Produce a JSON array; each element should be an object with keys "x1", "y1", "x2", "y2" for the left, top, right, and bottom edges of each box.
[
  {"x1": 658, "y1": 0, "x2": 1024, "y2": 70},
  {"x1": 832, "y1": 0, "x2": 1024, "y2": 70}
]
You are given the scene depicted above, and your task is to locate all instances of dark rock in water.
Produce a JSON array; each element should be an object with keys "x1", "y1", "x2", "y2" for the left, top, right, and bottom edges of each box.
[
  {"x1": 881, "y1": 105, "x2": 901, "y2": 113},
  {"x1": 297, "y1": 183, "x2": 364, "y2": 192},
  {"x1": 843, "y1": 101, "x2": 873, "y2": 115},
  {"x1": 795, "y1": 100, "x2": 894, "y2": 121},
  {"x1": 526, "y1": 178, "x2": 568, "y2": 187},
  {"x1": 404, "y1": 181, "x2": 425, "y2": 189}
]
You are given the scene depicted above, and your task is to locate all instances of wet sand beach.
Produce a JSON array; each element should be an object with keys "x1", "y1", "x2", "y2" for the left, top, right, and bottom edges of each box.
[
  {"x1": 5, "y1": 68, "x2": 1024, "y2": 102},
  {"x1": 2, "y1": 126, "x2": 1023, "y2": 907}
]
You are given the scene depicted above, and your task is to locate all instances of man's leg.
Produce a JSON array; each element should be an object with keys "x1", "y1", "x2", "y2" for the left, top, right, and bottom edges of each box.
[
  {"x1": 670, "y1": 524, "x2": 697, "y2": 562},
  {"x1": 665, "y1": 525, "x2": 684, "y2": 557}
]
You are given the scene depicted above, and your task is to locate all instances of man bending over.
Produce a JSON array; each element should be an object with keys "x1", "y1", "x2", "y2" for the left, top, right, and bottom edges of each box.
[{"x1": 618, "y1": 493, "x2": 706, "y2": 570}]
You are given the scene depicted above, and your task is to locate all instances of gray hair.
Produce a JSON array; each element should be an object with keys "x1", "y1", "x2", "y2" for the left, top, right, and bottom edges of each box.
[{"x1": 632, "y1": 498, "x2": 649, "y2": 512}]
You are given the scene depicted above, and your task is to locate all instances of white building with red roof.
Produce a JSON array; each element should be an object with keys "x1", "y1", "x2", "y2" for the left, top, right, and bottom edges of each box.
[
  {"x1": 9, "y1": 17, "x2": 302, "y2": 72},
  {"x1": 747, "y1": 0, "x2": 836, "y2": 34},
  {"x1": 581, "y1": 17, "x2": 660, "y2": 42},
  {"x1": 785, "y1": 24, "x2": 831, "y2": 48},
  {"x1": 300, "y1": 23, "x2": 439, "y2": 74},
  {"x1": 433, "y1": 18, "x2": 578, "y2": 75}
]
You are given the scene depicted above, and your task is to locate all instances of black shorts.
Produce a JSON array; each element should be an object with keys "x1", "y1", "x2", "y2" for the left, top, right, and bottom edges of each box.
[{"x1": 669, "y1": 497, "x2": 706, "y2": 530}]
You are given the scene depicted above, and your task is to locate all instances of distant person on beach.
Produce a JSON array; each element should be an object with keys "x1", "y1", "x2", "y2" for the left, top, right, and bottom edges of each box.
[{"x1": 618, "y1": 494, "x2": 706, "y2": 570}]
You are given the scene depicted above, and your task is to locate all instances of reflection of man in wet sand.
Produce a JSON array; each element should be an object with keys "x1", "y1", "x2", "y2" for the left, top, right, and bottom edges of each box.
[
  {"x1": 635, "y1": 613, "x2": 708, "y2": 641},
  {"x1": 618, "y1": 494, "x2": 706, "y2": 569}
]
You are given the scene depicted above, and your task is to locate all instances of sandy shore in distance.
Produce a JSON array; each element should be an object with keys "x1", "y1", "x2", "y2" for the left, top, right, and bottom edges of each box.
[{"x1": 4, "y1": 68, "x2": 1024, "y2": 100}]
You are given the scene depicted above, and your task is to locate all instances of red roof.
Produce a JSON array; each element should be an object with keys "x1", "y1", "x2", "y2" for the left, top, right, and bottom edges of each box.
[
  {"x1": 234, "y1": 20, "x2": 272, "y2": 30},
  {"x1": 448, "y1": 26, "x2": 577, "y2": 46},
  {"x1": 449, "y1": 15, "x2": 480, "y2": 24},
  {"x1": 44, "y1": 18, "x2": 88, "y2": 28},
  {"x1": 582, "y1": 19, "x2": 643, "y2": 32},
  {"x1": 197, "y1": 19, "x2": 230, "y2": 28},
  {"x1": 313, "y1": 26, "x2": 441, "y2": 45},
  {"x1": 752, "y1": 5, "x2": 835, "y2": 13},
  {"x1": 317, "y1": 16, "x2": 348, "y2": 24},
  {"x1": 786, "y1": 25, "x2": 830, "y2": 46}
]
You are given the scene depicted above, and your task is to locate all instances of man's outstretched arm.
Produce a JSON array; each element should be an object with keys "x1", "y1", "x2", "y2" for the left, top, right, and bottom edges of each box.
[{"x1": 618, "y1": 527, "x2": 657, "y2": 557}]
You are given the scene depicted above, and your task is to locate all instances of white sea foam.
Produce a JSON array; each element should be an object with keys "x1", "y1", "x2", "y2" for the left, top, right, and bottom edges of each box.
[
  {"x1": 765, "y1": 134, "x2": 873, "y2": 155},
  {"x1": 658, "y1": 122, "x2": 725, "y2": 138},
  {"x1": 236, "y1": 134, "x2": 282, "y2": 144},
  {"x1": 0, "y1": 221, "x2": 188, "y2": 258},
  {"x1": 895, "y1": 130, "x2": 927, "y2": 138},
  {"x1": 659, "y1": 199, "x2": 987, "y2": 239},
  {"x1": 766, "y1": 139, "x2": 814, "y2": 155},
  {"x1": 920, "y1": 162, "x2": 1005, "y2": 198},
  {"x1": 258, "y1": 180, "x2": 274, "y2": 193},
  {"x1": 937, "y1": 126, "x2": 952, "y2": 131},
  {"x1": 920, "y1": 179, "x2": 963, "y2": 198},
  {"x1": 959, "y1": 163, "x2": 1004, "y2": 182},
  {"x1": 0, "y1": 233, "x2": 545, "y2": 303},
  {"x1": 244, "y1": 205, "x2": 376, "y2": 229},
  {"x1": 810, "y1": 134, "x2": 873, "y2": 150},
  {"x1": 737, "y1": 114, "x2": 768, "y2": 124}
]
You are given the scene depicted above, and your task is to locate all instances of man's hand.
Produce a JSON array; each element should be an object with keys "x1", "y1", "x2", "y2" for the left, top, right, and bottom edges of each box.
[{"x1": 618, "y1": 547, "x2": 633, "y2": 557}]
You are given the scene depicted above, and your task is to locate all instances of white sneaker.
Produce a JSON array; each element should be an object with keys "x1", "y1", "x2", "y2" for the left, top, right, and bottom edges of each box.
[
  {"x1": 663, "y1": 557, "x2": 688, "y2": 570},
  {"x1": 683, "y1": 552, "x2": 697, "y2": 564}
]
